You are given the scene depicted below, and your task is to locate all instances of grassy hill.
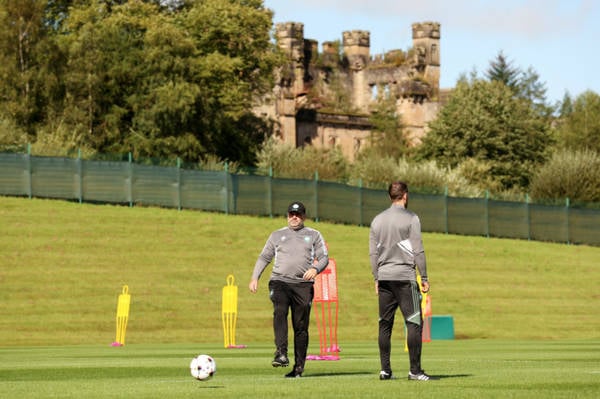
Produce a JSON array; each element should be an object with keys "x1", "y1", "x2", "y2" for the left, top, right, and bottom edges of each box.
[{"x1": 1, "y1": 196, "x2": 599, "y2": 346}]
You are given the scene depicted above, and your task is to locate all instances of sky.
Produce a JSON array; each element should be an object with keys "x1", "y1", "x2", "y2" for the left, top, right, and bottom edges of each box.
[{"x1": 263, "y1": 0, "x2": 599, "y2": 105}]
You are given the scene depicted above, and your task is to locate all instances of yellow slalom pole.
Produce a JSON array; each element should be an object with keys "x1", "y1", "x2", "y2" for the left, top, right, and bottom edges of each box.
[
  {"x1": 113, "y1": 285, "x2": 131, "y2": 347},
  {"x1": 222, "y1": 275, "x2": 238, "y2": 348}
]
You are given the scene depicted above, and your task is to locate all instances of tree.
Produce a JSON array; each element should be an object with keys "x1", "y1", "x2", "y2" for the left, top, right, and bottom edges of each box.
[
  {"x1": 485, "y1": 50, "x2": 520, "y2": 92},
  {"x1": 417, "y1": 76, "x2": 554, "y2": 191},
  {"x1": 486, "y1": 51, "x2": 553, "y2": 117},
  {"x1": 364, "y1": 95, "x2": 408, "y2": 159},
  {"x1": 56, "y1": 0, "x2": 278, "y2": 164},
  {"x1": 556, "y1": 90, "x2": 600, "y2": 152},
  {"x1": 0, "y1": 0, "x2": 64, "y2": 136}
]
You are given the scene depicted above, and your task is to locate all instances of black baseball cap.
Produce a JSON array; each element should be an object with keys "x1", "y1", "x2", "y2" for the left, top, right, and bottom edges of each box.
[{"x1": 287, "y1": 201, "x2": 306, "y2": 215}]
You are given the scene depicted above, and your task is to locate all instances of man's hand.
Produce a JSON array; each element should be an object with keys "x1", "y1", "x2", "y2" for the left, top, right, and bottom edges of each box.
[
  {"x1": 249, "y1": 279, "x2": 258, "y2": 293},
  {"x1": 421, "y1": 280, "x2": 430, "y2": 293},
  {"x1": 302, "y1": 267, "x2": 318, "y2": 281}
]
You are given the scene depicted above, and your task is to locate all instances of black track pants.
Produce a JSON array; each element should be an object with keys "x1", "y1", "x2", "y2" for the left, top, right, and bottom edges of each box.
[
  {"x1": 269, "y1": 280, "x2": 314, "y2": 371},
  {"x1": 377, "y1": 280, "x2": 423, "y2": 375}
]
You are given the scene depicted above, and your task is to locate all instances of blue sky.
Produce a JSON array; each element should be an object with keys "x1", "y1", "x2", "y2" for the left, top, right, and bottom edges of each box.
[{"x1": 263, "y1": 0, "x2": 599, "y2": 105}]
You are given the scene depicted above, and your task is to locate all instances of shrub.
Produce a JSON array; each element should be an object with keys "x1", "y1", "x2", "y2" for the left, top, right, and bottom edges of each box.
[
  {"x1": 351, "y1": 155, "x2": 482, "y2": 197},
  {"x1": 529, "y1": 148, "x2": 600, "y2": 205},
  {"x1": 255, "y1": 137, "x2": 350, "y2": 181}
]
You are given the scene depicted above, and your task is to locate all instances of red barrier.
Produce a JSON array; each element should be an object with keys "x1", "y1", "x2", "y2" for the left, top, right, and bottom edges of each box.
[{"x1": 307, "y1": 258, "x2": 340, "y2": 361}]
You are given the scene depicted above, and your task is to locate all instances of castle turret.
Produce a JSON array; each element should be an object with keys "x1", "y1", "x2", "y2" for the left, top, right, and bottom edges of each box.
[
  {"x1": 342, "y1": 30, "x2": 370, "y2": 70},
  {"x1": 343, "y1": 30, "x2": 371, "y2": 110},
  {"x1": 411, "y1": 22, "x2": 440, "y2": 91},
  {"x1": 275, "y1": 22, "x2": 306, "y2": 145}
]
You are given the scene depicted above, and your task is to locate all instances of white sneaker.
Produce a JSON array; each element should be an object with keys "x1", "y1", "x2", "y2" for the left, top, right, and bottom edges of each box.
[{"x1": 408, "y1": 371, "x2": 434, "y2": 381}]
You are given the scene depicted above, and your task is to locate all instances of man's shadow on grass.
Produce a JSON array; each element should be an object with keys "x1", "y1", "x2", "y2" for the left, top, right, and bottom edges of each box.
[{"x1": 307, "y1": 371, "x2": 473, "y2": 379}]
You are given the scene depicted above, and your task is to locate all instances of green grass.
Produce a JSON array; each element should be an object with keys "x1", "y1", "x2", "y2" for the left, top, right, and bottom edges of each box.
[
  {"x1": 1, "y1": 341, "x2": 599, "y2": 399},
  {"x1": 1, "y1": 196, "x2": 600, "y2": 397},
  {"x1": 1, "y1": 196, "x2": 599, "y2": 345}
]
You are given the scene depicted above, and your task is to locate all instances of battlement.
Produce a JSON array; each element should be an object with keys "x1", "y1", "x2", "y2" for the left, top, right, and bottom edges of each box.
[
  {"x1": 276, "y1": 22, "x2": 304, "y2": 40},
  {"x1": 412, "y1": 21, "x2": 440, "y2": 39},
  {"x1": 342, "y1": 30, "x2": 370, "y2": 48}
]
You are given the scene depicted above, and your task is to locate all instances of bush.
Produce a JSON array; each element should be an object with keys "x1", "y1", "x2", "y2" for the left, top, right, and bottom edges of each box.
[
  {"x1": 0, "y1": 117, "x2": 29, "y2": 153},
  {"x1": 529, "y1": 148, "x2": 600, "y2": 205},
  {"x1": 350, "y1": 155, "x2": 483, "y2": 197},
  {"x1": 255, "y1": 137, "x2": 350, "y2": 181}
]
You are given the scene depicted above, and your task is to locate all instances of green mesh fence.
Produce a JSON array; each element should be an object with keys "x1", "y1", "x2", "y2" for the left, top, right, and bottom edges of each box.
[
  {"x1": 488, "y1": 200, "x2": 530, "y2": 240},
  {"x1": 83, "y1": 160, "x2": 131, "y2": 204},
  {"x1": 411, "y1": 194, "x2": 448, "y2": 234},
  {"x1": 181, "y1": 169, "x2": 229, "y2": 213},
  {"x1": 569, "y1": 207, "x2": 600, "y2": 246},
  {"x1": 1, "y1": 152, "x2": 598, "y2": 247},
  {"x1": 231, "y1": 174, "x2": 271, "y2": 216},
  {"x1": 530, "y1": 203, "x2": 569, "y2": 244},
  {"x1": 0, "y1": 153, "x2": 29, "y2": 196}
]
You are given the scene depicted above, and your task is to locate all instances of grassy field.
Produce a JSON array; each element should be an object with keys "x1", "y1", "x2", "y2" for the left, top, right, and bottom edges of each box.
[
  {"x1": 1, "y1": 341, "x2": 599, "y2": 399},
  {"x1": 1, "y1": 196, "x2": 600, "y2": 397}
]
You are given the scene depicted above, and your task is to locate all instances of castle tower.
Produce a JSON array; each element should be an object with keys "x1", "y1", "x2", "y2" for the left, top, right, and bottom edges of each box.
[
  {"x1": 275, "y1": 22, "x2": 306, "y2": 145},
  {"x1": 411, "y1": 22, "x2": 440, "y2": 92},
  {"x1": 276, "y1": 22, "x2": 306, "y2": 94},
  {"x1": 343, "y1": 30, "x2": 371, "y2": 110}
]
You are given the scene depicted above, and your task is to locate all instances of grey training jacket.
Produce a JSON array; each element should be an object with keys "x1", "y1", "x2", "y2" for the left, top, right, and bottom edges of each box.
[
  {"x1": 369, "y1": 204, "x2": 427, "y2": 282},
  {"x1": 252, "y1": 226, "x2": 329, "y2": 284}
]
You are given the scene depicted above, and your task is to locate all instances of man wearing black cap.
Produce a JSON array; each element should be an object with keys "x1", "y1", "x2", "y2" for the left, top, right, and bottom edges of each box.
[{"x1": 249, "y1": 201, "x2": 329, "y2": 378}]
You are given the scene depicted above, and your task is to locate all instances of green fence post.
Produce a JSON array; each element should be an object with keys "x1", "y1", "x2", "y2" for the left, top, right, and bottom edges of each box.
[
  {"x1": 26, "y1": 143, "x2": 32, "y2": 199},
  {"x1": 526, "y1": 194, "x2": 531, "y2": 241},
  {"x1": 224, "y1": 162, "x2": 229, "y2": 214},
  {"x1": 177, "y1": 157, "x2": 182, "y2": 211},
  {"x1": 485, "y1": 190, "x2": 489, "y2": 238},
  {"x1": 128, "y1": 152, "x2": 133, "y2": 207},
  {"x1": 314, "y1": 171, "x2": 319, "y2": 222},
  {"x1": 566, "y1": 197, "x2": 570, "y2": 245},
  {"x1": 77, "y1": 148, "x2": 83, "y2": 204},
  {"x1": 358, "y1": 178, "x2": 363, "y2": 227},
  {"x1": 444, "y1": 186, "x2": 449, "y2": 234},
  {"x1": 268, "y1": 166, "x2": 273, "y2": 218}
]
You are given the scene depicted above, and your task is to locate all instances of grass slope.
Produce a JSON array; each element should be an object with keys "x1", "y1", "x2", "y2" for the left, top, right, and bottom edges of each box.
[{"x1": 1, "y1": 196, "x2": 599, "y2": 347}]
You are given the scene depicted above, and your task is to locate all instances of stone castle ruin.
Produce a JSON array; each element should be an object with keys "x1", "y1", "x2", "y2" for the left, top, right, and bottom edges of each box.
[{"x1": 257, "y1": 21, "x2": 443, "y2": 160}]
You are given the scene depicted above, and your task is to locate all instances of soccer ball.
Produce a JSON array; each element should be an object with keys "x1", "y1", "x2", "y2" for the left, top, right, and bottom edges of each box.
[{"x1": 190, "y1": 354, "x2": 216, "y2": 380}]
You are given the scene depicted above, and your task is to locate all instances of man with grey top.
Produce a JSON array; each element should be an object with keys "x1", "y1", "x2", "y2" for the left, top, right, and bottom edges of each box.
[
  {"x1": 369, "y1": 181, "x2": 434, "y2": 381},
  {"x1": 249, "y1": 201, "x2": 329, "y2": 378}
]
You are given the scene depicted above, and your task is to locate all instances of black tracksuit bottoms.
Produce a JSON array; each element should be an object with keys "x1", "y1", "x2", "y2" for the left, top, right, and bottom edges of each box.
[
  {"x1": 378, "y1": 280, "x2": 424, "y2": 375},
  {"x1": 269, "y1": 279, "x2": 314, "y2": 372}
]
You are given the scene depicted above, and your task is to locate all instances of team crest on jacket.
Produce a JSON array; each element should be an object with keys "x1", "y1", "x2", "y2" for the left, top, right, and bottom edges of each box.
[{"x1": 304, "y1": 236, "x2": 311, "y2": 243}]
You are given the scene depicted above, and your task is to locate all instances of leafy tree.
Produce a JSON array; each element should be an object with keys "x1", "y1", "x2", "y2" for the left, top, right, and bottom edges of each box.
[
  {"x1": 555, "y1": 90, "x2": 600, "y2": 152},
  {"x1": 0, "y1": 0, "x2": 64, "y2": 136},
  {"x1": 364, "y1": 95, "x2": 408, "y2": 159},
  {"x1": 55, "y1": 0, "x2": 278, "y2": 164},
  {"x1": 417, "y1": 76, "x2": 554, "y2": 191}
]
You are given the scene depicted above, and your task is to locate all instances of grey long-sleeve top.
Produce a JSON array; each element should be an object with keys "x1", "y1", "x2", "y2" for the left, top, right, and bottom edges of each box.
[
  {"x1": 252, "y1": 226, "x2": 329, "y2": 284},
  {"x1": 369, "y1": 204, "x2": 427, "y2": 282}
]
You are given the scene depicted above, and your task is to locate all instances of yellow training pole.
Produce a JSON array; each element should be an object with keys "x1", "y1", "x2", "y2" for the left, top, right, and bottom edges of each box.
[
  {"x1": 113, "y1": 285, "x2": 131, "y2": 346},
  {"x1": 222, "y1": 275, "x2": 238, "y2": 348}
]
